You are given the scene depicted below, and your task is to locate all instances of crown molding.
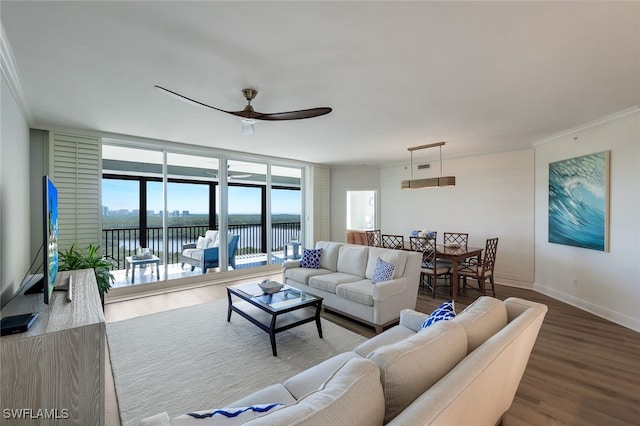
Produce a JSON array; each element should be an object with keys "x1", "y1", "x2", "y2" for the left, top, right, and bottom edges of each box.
[
  {"x1": 0, "y1": 23, "x2": 33, "y2": 123},
  {"x1": 532, "y1": 106, "x2": 640, "y2": 147}
]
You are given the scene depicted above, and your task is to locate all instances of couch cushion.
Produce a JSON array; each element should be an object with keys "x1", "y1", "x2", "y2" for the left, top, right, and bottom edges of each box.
[
  {"x1": 335, "y1": 280, "x2": 375, "y2": 306},
  {"x1": 140, "y1": 412, "x2": 171, "y2": 426},
  {"x1": 308, "y1": 272, "x2": 361, "y2": 294},
  {"x1": 336, "y1": 245, "x2": 369, "y2": 277},
  {"x1": 196, "y1": 236, "x2": 207, "y2": 249},
  {"x1": 204, "y1": 230, "x2": 219, "y2": 248},
  {"x1": 451, "y1": 296, "x2": 508, "y2": 352},
  {"x1": 316, "y1": 241, "x2": 343, "y2": 271},
  {"x1": 300, "y1": 248, "x2": 323, "y2": 269},
  {"x1": 172, "y1": 403, "x2": 284, "y2": 425},
  {"x1": 372, "y1": 257, "x2": 395, "y2": 284},
  {"x1": 283, "y1": 352, "x2": 361, "y2": 399},
  {"x1": 224, "y1": 383, "x2": 297, "y2": 409},
  {"x1": 243, "y1": 358, "x2": 385, "y2": 426},
  {"x1": 182, "y1": 248, "x2": 203, "y2": 261},
  {"x1": 353, "y1": 325, "x2": 416, "y2": 357},
  {"x1": 421, "y1": 300, "x2": 456, "y2": 329},
  {"x1": 284, "y1": 267, "x2": 331, "y2": 285},
  {"x1": 365, "y1": 248, "x2": 408, "y2": 280},
  {"x1": 367, "y1": 320, "x2": 468, "y2": 423}
]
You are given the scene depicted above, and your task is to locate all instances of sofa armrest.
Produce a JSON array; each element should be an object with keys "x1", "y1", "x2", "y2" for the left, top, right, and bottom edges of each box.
[
  {"x1": 282, "y1": 259, "x2": 301, "y2": 271},
  {"x1": 202, "y1": 246, "x2": 220, "y2": 262},
  {"x1": 371, "y1": 277, "x2": 407, "y2": 301},
  {"x1": 139, "y1": 412, "x2": 171, "y2": 426},
  {"x1": 400, "y1": 309, "x2": 429, "y2": 332},
  {"x1": 182, "y1": 243, "x2": 196, "y2": 250}
]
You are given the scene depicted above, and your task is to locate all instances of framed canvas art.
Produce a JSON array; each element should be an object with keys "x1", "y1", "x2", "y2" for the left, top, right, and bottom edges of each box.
[{"x1": 548, "y1": 151, "x2": 610, "y2": 251}]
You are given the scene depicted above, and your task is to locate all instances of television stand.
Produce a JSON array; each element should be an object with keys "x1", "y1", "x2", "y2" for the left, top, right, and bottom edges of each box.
[{"x1": 0, "y1": 269, "x2": 104, "y2": 425}]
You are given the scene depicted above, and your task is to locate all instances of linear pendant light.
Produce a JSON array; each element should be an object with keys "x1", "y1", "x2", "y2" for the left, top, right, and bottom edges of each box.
[{"x1": 401, "y1": 142, "x2": 456, "y2": 189}]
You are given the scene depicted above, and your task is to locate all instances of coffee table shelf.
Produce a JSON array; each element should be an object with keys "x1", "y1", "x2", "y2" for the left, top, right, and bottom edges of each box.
[{"x1": 227, "y1": 283, "x2": 323, "y2": 356}]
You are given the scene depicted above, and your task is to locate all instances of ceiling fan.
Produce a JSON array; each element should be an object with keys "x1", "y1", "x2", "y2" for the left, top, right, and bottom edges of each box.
[{"x1": 155, "y1": 85, "x2": 332, "y2": 135}]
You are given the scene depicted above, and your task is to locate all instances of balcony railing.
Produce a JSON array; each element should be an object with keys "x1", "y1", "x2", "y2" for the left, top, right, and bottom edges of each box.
[{"x1": 102, "y1": 223, "x2": 301, "y2": 270}]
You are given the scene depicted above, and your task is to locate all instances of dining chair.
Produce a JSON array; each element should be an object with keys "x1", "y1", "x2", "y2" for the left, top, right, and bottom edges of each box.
[
  {"x1": 457, "y1": 237, "x2": 499, "y2": 297},
  {"x1": 365, "y1": 229, "x2": 383, "y2": 247},
  {"x1": 410, "y1": 236, "x2": 451, "y2": 298},
  {"x1": 382, "y1": 234, "x2": 405, "y2": 250},
  {"x1": 443, "y1": 232, "x2": 469, "y2": 248}
]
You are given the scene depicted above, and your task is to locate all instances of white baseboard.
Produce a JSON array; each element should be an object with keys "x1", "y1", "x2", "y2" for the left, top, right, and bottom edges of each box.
[{"x1": 533, "y1": 282, "x2": 640, "y2": 333}]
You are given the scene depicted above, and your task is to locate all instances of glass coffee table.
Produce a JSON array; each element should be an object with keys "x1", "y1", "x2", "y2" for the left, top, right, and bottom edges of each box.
[{"x1": 226, "y1": 283, "x2": 323, "y2": 356}]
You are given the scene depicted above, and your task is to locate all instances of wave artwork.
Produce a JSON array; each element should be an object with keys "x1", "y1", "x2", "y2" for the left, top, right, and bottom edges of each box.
[{"x1": 548, "y1": 151, "x2": 609, "y2": 251}]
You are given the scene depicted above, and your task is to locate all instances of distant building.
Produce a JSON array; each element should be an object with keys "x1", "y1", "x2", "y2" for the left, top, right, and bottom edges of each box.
[{"x1": 182, "y1": 210, "x2": 189, "y2": 216}]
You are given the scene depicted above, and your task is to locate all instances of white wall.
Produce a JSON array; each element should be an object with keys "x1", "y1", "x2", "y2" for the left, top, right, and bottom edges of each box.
[
  {"x1": 330, "y1": 166, "x2": 380, "y2": 243},
  {"x1": 378, "y1": 149, "x2": 535, "y2": 288},
  {"x1": 534, "y1": 109, "x2": 640, "y2": 331},
  {"x1": 0, "y1": 72, "x2": 31, "y2": 307}
]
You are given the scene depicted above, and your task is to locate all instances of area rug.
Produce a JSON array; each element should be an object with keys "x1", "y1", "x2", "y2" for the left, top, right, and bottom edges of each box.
[{"x1": 106, "y1": 299, "x2": 367, "y2": 425}]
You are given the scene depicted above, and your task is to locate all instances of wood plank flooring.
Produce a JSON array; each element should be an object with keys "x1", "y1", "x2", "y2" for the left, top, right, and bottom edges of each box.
[{"x1": 104, "y1": 277, "x2": 640, "y2": 425}]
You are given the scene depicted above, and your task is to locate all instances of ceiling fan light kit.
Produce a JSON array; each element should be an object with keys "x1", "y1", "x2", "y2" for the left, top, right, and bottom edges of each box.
[
  {"x1": 241, "y1": 118, "x2": 255, "y2": 136},
  {"x1": 155, "y1": 85, "x2": 332, "y2": 134},
  {"x1": 401, "y1": 142, "x2": 456, "y2": 189}
]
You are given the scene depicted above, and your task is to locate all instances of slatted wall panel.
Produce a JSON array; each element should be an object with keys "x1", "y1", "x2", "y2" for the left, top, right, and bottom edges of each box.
[
  {"x1": 311, "y1": 165, "x2": 331, "y2": 243},
  {"x1": 50, "y1": 132, "x2": 101, "y2": 251}
]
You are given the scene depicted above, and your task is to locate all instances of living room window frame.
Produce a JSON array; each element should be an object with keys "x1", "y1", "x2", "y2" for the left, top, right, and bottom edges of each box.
[{"x1": 102, "y1": 171, "x2": 304, "y2": 273}]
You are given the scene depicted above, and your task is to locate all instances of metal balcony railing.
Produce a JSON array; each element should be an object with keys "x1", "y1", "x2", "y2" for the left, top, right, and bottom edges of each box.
[{"x1": 102, "y1": 222, "x2": 301, "y2": 270}]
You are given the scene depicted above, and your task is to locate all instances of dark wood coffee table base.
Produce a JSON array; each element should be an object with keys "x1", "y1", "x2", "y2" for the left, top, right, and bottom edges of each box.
[{"x1": 227, "y1": 285, "x2": 323, "y2": 356}]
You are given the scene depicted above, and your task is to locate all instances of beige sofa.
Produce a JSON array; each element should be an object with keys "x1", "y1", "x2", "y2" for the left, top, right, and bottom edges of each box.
[
  {"x1": 141, "y1": 296, "x2": 547, "y2": 426},
  {"x1": 282, "y1": 241, "x2": 422, "y2": 333}
]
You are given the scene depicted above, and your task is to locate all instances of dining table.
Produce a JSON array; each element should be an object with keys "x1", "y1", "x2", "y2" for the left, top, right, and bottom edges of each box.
[
  {"x1": 435, "y1": 245, "x2": 483, "y2": 301},
  {"x1": 404, "y1": 239, "x2": 483, "y2": 301}
]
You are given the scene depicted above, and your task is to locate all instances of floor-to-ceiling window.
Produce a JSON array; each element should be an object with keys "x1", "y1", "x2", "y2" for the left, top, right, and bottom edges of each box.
[
  {"x1": 271, "y1": 166, "x2": 302, "y2": 259},
  {"x1": 101, "y1": 142, "x2": 304, "y2": 287}
]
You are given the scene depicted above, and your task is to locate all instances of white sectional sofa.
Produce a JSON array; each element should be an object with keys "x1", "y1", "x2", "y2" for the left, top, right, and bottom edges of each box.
[
  {"x1": 282, "y1": 241, "x2": 422, "y2": 333},
  {"x1": 141, "y1": 296, "x2": 547, "y2": 426}
]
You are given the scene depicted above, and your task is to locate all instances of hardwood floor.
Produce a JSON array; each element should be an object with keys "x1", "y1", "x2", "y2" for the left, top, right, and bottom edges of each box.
[{"x1": 103, "y1": 277, "x2": 640, "y2": 425}]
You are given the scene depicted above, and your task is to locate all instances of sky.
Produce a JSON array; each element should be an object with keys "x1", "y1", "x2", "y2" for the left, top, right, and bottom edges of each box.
[{"x1": 102, "y1": 180, "x2": 301, "y2": 214}]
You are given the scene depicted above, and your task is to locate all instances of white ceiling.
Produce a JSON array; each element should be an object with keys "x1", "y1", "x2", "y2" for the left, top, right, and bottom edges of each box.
[{"x1": 2, "y1": 1, "x2": 639, "y2": 166}]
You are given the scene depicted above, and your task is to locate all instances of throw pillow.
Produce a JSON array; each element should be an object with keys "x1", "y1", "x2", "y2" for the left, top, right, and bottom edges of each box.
[
  {"x1": 372, "y1": 257, "x2": 395, "y2": 284},
  {"x1": 178, "y1": 403, "x2": 283, "y2": 425},
  {"x1": 421, "y1": 300, "x2": 456, "y2": 329},
  {"x1": 300, "y1": 248, "x2": 322, "y2": 269},
  {"x1": 196, "y1": 236, "x2": 207, "y2": 249}
]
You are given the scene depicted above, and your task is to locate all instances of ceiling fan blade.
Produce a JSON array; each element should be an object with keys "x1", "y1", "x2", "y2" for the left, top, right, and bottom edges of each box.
[
  {"x1": 156, "y1": 85, "x2": 332, "y2": 122},
  {"x1": 252, "y1": 107, "x2": 332, "y2": 121},
  {"x1": 155, "y1": 85, "x2": 233, "y2": 115}
]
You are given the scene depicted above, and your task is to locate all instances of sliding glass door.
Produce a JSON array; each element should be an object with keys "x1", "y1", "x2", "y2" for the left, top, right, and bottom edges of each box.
[{"x1": 102, "y1": 143, "x2": 305, "y2": 285}]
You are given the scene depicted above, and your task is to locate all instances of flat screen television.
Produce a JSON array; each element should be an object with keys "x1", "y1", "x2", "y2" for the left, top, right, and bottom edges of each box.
[{"x1": 25, "y1": 175, "x2": 59, "y2": 304}]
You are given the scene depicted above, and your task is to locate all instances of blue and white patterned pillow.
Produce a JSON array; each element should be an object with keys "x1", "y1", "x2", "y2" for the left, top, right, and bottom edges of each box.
[
  {"x1": 182, "y1": 403, "x2": 283, "y2": 425},
  {"x1": 372, "y1": 257, "x2": 395, "y2": 284},
  {"x1": 300, "y1": 248, "x2": 322, "y2": 269},
  {"x1": 421, "y1": 300, "x2": 456, "y2": 329}
]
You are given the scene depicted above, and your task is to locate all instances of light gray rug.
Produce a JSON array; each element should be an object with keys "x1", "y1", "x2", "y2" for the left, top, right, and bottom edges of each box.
[{"x1": 107, "y1": 299, "x2": 366, "y2": 425}]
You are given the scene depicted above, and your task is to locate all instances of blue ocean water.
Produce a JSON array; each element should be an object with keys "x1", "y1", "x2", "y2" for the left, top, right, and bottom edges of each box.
[{"x1": 548, "y1": 153, "x2": 606, "y2": 251}]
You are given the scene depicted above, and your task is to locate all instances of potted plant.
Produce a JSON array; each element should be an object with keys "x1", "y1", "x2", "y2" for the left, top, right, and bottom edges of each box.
[{"x1": 58, "y1": 243, "x2": 115, "y2": 305}]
